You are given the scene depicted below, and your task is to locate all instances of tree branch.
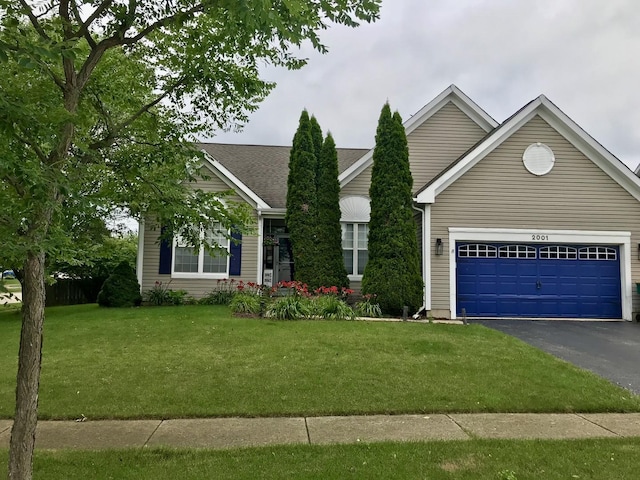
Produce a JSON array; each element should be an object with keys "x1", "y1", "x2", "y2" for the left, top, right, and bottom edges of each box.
[
  {"x1": 77, "y1": 2, "x2": 205, "y2": 89},
  {"x1": 76, "y1": 36, "x2": 120, "y2": 90},
  {"x1": 121, "y1": 4, "x2": 205, "y2": 45},
  {"x1": 3, "y1": 174, "x2": 27, "y2": 198},
  {"x1": 89, "y1": 84, "x2": 179, "y2": 150},
  {"x1": 18, "y1": 0, "x2": 50, "y2": 40},
  {"x1": 13, "y1": 132, "x2": 48, "y2": 164},
  {"x1": 91, "y1": 91, "x2": 115, "y2": 135},
  {"x1": 69, "y1": 0, "x2": 97, "y2": 48},
  {"x1": 59, "y1": 0, "x2": 72, "y2": 37},
  {"x1": 74, "y1": 0, "x2": 114, "y2": 47},
  {"x1": 44, "y1": 65, "x2": 65, "y2": 91},
  {"x1": 33, "y1": 2, "x2": 58, "y2": 19}
]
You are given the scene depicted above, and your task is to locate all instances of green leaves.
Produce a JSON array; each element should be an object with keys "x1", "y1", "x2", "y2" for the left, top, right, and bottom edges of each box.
[{"x1": 1, "y1": 2, "x2": 381, "y2": 477}]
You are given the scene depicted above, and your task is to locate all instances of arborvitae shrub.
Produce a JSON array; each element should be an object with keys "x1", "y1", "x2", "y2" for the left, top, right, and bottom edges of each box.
[
  {"x1": 97, "y1": 261, "x2": 142, "y2": 307},
  {"x1": 362, "y1": 104, "x2": 423, "y2": 315},
  {"x1": 285, "y1": 110, "x2": 318, "y2": 286}
]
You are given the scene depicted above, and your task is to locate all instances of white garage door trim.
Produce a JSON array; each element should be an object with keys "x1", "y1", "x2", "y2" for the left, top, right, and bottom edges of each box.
[{"x1": 448, "y1": 227, "x2": 632, "y2": 321}]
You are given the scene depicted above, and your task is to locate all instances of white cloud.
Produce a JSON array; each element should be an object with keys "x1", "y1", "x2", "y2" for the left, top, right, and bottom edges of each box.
[{"x1": 211, "y1": 0, "x2": 640, "y2": 168}]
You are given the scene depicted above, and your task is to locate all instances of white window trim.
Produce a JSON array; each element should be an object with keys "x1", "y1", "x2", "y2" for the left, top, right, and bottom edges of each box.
[
  {"x1": 343, "y1": 222, "x2": 368, "y2": 282},
  {"x1": 448, "y1": 227, "x2": 632, "y2": 321},
  {"x1": 171, "y1": 226, "x2": 230, "y2": 279}
]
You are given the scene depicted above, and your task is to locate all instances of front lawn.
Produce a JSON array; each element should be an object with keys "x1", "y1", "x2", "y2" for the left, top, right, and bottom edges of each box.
[
  {"x1": 1, "y1": 438, "x2": 640, "y2": 479},
  {"x1": 0, "y1": 304, "x2": 638, "y2": 419}
]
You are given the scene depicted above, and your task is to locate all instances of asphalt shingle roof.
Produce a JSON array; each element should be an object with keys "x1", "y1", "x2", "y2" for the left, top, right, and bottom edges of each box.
[{"x1": 198, "y1": 143, "x2": 368, "y2": 208}]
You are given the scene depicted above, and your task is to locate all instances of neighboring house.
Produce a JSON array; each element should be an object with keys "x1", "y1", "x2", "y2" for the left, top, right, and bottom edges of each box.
[{"x1": 137, "y1": 85, "x2": 640, "y2": 320}]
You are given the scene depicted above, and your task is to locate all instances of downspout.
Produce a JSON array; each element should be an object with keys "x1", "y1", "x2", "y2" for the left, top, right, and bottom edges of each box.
[{"x1": 412, "y1": 203, "x2": 427, "y2": 319}]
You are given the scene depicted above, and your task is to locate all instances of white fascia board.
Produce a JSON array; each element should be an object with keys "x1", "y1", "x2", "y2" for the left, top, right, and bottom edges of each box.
[
  {"x1": 404, "y1": 85, "x2": 498, "y2": 136},
  {"x1": 417, "y1": 98, "x2": 543, "y2": 203},
  {"x1": 340, "y1": 85, "x2": 497, "y2": 189},
  {"x1": 339, "y1": 149, "x2": 373, "y2": 188},
  {"x1": 419, "y1": 95, "x2": 640, "y2": 205},
  {"x1": 260, "y1": 208, "x2": 286, "y2": 218},
  {"x1": 201, "y1": 150, "x2": 270, "y2": 209},
  {"x1": 535, "y1": 98, "x2": 640, "y2": 202}
]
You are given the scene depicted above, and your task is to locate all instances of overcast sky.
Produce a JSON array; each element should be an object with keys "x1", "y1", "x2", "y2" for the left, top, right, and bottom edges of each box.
[{"x1": 211, "y1": 0, "x2": 640, "y2": 169}]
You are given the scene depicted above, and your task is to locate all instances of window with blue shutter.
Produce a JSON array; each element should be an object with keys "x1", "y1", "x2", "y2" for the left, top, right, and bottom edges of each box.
[
  {"x1": 229, "y1": 230, "x2": 242, "y2": 276},
  {"x1": 169, "y1": 223, "x2": 237, "y2": 279},
  {"x1": 158, "y1": 226, "x2": 173, "y2": 274}
]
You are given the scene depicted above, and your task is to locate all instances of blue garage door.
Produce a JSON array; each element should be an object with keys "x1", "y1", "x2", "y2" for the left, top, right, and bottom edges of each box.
[{"x1": 456, "y1": 243, "x2": 622, "y2": 318}]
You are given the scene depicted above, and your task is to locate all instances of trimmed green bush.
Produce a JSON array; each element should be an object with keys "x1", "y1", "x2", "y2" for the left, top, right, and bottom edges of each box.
[{"x1": 97, "y1": 261, "x2": 142, "y2": 308}]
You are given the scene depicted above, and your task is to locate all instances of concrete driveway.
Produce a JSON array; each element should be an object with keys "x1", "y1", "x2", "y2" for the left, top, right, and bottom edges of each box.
[{"x1": 473, "y1": 320, "x2": 640, "y2": 395}]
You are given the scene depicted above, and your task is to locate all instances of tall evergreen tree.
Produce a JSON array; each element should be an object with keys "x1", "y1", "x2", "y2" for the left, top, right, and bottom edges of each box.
[
  {"x1": 309, "y1": 115, "x2": 324, "y2": 191},
  {"x1": 362, "y1": 104, "x2": 423, "y2": 314},
  {"x1": 286, "y1": 111, "x2": 318, "y2": 285},
  {"x1": 316, "y1": 133, "x2": 349, "y2": 288}
]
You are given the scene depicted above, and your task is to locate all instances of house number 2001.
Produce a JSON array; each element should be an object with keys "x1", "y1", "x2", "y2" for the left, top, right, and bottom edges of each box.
[{"x1": 532, "y1": 234, "x2": 549, "y2": 241}]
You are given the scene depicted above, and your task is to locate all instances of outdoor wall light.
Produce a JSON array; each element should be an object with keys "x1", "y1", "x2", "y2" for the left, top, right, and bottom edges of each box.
[
  {"x1": 637, "y1": 243, "x2": 640, "y2": 261},
  {"x1": 435, "y1": 238, "x2": 443, "y2": 256}
]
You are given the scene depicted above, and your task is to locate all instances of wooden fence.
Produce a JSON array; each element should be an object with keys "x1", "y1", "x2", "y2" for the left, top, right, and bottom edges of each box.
[{"x1": 45, "y1": 278, "x2": 105, "y2": 307}]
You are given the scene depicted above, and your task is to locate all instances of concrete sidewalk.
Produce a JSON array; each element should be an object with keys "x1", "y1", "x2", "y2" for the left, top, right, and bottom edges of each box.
[{"x1": 2, "y1": 413, "x2": 640, "y2": 450}]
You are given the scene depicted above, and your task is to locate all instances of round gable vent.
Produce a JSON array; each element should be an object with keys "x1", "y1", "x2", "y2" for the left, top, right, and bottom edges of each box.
[{"x1": 523, "y1": 143, "x2": 555, "y2": 176}]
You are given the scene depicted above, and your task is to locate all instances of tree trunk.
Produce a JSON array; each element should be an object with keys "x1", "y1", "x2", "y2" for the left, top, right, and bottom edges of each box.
[{"x1": 8, "y1": 251, "x2": 47, "y2": 480}]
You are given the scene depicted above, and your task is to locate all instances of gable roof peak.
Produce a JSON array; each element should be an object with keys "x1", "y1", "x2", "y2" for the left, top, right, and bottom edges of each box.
[
  {"x1": 339, "y1": 85, "x2": 498, "y2": 188},
  {"x1": 403, "y1": 85, "x2": 498, "y2": 136},
  {"x1": 416, "y1": 92, "x2": 640, "y2": 203}
]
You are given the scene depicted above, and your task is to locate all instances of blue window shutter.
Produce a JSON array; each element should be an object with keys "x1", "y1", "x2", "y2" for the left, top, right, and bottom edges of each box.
[
  {"x1": 159, "y1": 226, "x2": 172, "y2": 275},
  {"x1": 229, "y1": 230, "x2": 242, "y2": 276}
]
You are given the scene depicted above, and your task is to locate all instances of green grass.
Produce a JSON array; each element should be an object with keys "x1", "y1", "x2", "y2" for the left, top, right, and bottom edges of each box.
[
  {"x1": 0, "y1": 304, "x2": 639, "y2": 420},
  {"x1": 1, "y1": 439, "x2": 640, "y2": 479}
]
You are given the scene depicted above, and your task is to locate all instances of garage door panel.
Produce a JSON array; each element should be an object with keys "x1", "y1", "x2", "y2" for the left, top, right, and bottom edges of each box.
[{"x1": 456, "y1": 243, "x2": 621, "y2": 319}]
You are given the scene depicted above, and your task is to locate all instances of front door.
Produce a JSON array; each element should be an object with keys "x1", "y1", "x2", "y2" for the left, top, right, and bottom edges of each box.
[{"x1": 275, "y1": 235, "x2": 294, "y2": 284}]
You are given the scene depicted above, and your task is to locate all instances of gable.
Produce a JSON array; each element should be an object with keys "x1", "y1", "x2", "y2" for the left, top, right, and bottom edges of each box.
[
  {"x1": 340, "y1": 85, "x2": 497, "y2": 193},
  {"x1": 417, "y1": 95, "x2": 640, "y2": 204},
  {"x1": 437, "y1": 115, "x2": 640, "y2": 214},
  {"x1": 407, "y1": 102, "x2": 488, "y2": 194},
  {"x1": 340, "y1": 102, "x2": 490, "y2": 198}
]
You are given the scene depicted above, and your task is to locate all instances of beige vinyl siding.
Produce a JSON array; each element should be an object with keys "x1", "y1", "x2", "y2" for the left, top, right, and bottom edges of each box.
[
  {"x1": 341, "y1": 166, "x2": 371, "y2": 198},
  {"x1": 341, "y1": 102, "x2": 487, "y2": 198},
  {"x1": 141, "y1": 166, "x2": 259, "y2": 297},
  {"x1": 408, "y1": 102, "x2": 488, "y2": 193},
  {"x1": 430, "y1": 115, "x2": 640, "y2": 315}
]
